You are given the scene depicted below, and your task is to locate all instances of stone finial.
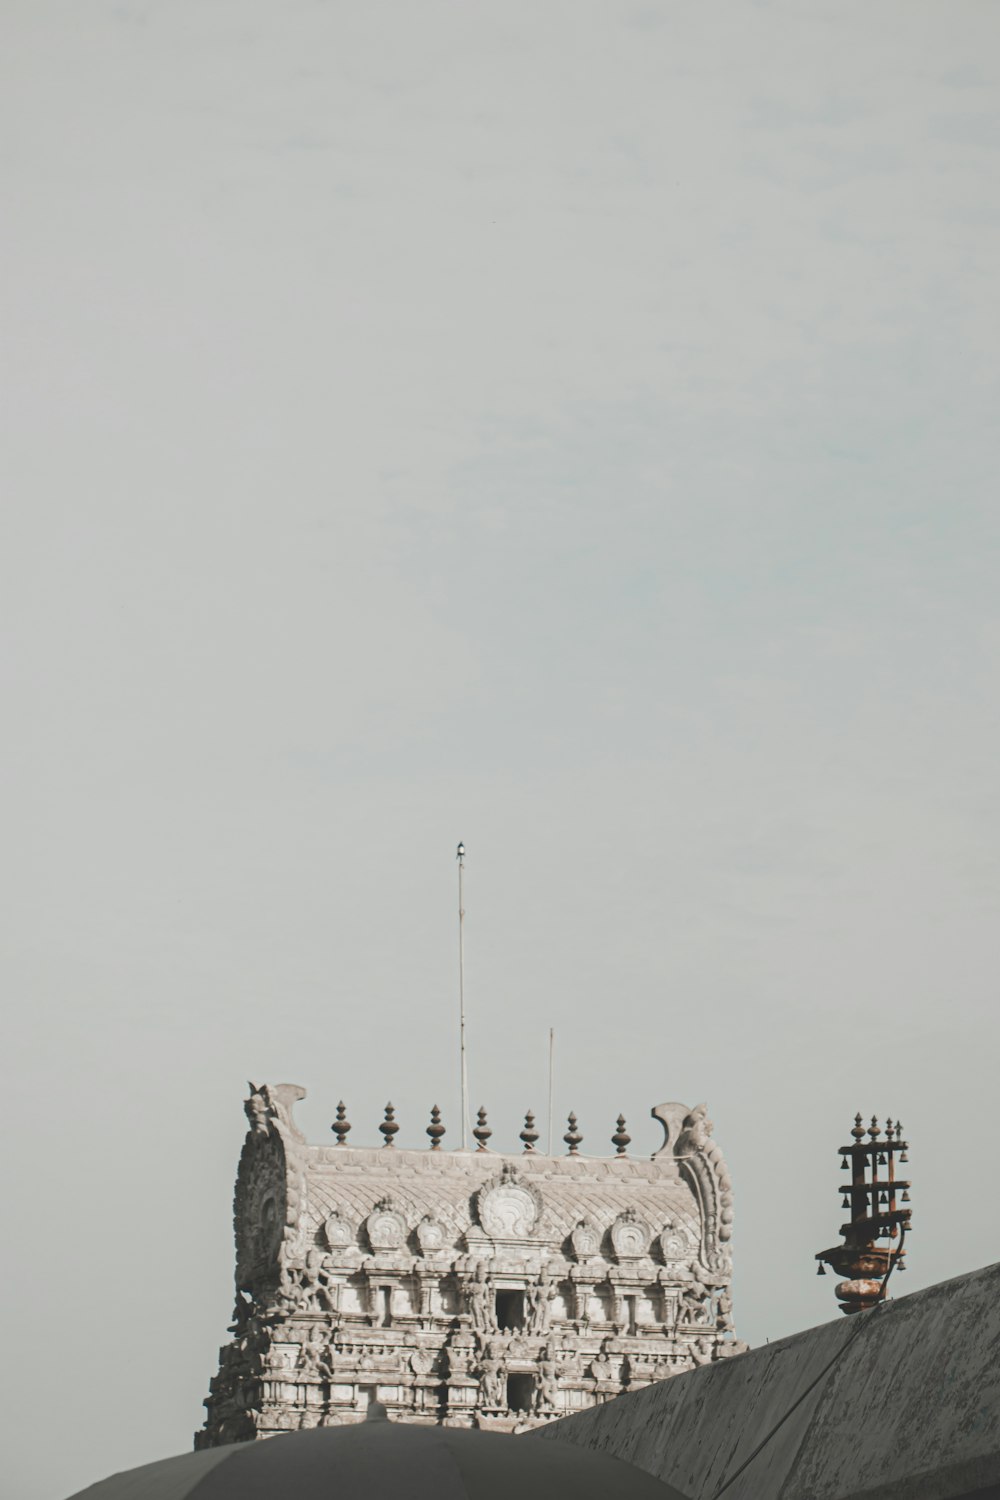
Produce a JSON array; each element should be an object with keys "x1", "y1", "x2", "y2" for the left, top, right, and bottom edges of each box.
[
  {"x1": 379, "y1": 1102, "x2": 399, "y2": 1148},
  {"x1": 612, "y1": 1114, "x2": 631, "y2": 1156},
  {"x1": 426, "y1": 1104, "x2": 445, "y2": 1150},
  {"x1": 563, "y1": 1112, "x2": 582, "y2": 1155},
  {"x1": 473, "y1": 1107, "x2": 492, "y2": 1152},
  {"x1": 331, "y1": 1101, "x2": 351, "y2": 1146},
  {"x1": 520, "y1": 1110, "x2": 539, "y2": 1153}
]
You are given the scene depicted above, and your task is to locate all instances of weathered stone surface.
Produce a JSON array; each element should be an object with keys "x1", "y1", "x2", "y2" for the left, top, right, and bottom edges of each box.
[
  {"x1": 532, "y1": 1261, "x2": 1000, "y2": 1500},
  {"x1": 196, "y1": 1087, "x2": 744, "y2": 1444}
]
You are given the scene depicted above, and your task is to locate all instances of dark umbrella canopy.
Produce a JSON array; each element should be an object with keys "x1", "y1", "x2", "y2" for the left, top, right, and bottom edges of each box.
[{"x1": 65, "y1": 1420, "x2": 691, "y2": 1500}]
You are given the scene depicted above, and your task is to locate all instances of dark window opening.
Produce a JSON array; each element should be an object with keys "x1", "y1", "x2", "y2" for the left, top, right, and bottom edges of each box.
[
  {"x1": 626, "y1": 1294, "x2": 638, "y2": 1336},
  {"x1": 381, "y1": 1287, "x2": 392, "y2": 1327},
  {"x1": 495, "y1": 1290, "x2": 524, "y2": 1330},
  {"x1": 506, "y1": 1374, "x2": 534, "y2": 1413}
]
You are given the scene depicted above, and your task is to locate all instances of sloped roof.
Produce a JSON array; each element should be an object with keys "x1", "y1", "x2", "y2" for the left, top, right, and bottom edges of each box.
[
  {"x1": 300, "y1": 1145, "x2": 702, "y2": 1251},
  {"x1": 65, "y1": 1422, "x2": 690, "y2": 1500}
]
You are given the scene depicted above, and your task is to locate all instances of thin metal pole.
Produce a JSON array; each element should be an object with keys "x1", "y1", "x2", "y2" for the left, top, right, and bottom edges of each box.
[
  {"x1": 457, "y1": 842, "x2": 469, "y2": 1149},
  {"x1": 547, "y1": 1027, "x2": 555, "y2": 1155}
]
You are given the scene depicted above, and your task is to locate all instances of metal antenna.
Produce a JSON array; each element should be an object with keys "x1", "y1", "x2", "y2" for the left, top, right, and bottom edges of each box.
[
  {"x1": 547, "y1": 1028, "x2": 555, "y2": 1154},
  {"x1": 457, "y1": 841, "x2": 469, "y2": 1148}
]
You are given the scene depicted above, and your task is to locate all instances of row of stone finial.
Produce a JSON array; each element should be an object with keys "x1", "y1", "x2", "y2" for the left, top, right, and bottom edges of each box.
[{"x1": 330, "y1": 1102, "x2": 635, "y2": 1157}]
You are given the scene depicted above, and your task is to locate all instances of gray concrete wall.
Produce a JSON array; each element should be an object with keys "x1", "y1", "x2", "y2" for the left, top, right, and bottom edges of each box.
[{"x1": 532, "y1": 1262, "x2": 1000, "y2": 1500}]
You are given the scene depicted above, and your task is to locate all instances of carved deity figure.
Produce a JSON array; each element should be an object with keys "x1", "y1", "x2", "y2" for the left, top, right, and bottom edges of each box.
[
  {"x1": 678, "y1": 1279, "x2": 710, "y2": 1326},
  {"x1": 465, "y1": 1261, "x2": 496, "y2": 1335},
  {"x1": 525, "y1": 1267, "x2": 557, "y2": 1335},
  {"x1": 229, "y1": 1291, "x2": 252, "y2": 1335},
  {"x1": 590, "y1": 1351, "x2": 617, "y2": 1386},
  {"x1": 297, "y1": 1326, "x2": 329, "y2": 1377},
  {"x1": 534, "y1": 1347, "x2": 558, "y2": 1411},
  {"x1": 477, "y1": 1341, "x2": 506, "y2": 1408},
  {"x1": 714, "y1": 1287, "x2": 735, "y2": 1334}
]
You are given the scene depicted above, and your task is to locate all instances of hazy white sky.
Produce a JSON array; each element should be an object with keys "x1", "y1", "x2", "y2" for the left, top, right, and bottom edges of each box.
[{"x1": 3, "y1": 3, "x2": 999, "y2": 1496}]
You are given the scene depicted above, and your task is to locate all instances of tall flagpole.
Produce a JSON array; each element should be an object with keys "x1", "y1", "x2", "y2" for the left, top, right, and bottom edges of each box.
[
  {"x1": 457, "y1": 841, "x2": 469, "y2": 1148},
  {"x1": 547, "y1": 1027, "x2": 555, "y2": 1155}
]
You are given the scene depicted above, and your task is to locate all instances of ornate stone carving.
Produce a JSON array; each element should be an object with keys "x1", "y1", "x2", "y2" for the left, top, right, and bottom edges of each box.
[
  {"x1": 323, "y1": 1211, "x2": 355, "y2": 1251},
  {"x1": 465, "y1": 1261, "x2": 497, "y2": 1335},
  {"x1": 658, "y1": 1215, "x2": 696, "y2": 1265},
  {"x1": 477, "y1": 1341, "x2": 507, "y2": 1408},
  {"x1": 525, "y1": 1267, "x2": 557, "y2": 1334},
  {"x1": 476, "y1": 1163, "x2": 542, "y2": 1239},
  {"x1": 364, "y1": 1197, "x2": 407, "y2": 1252},
  {"x1": 610, "y1": 1208, "x2": 649, "y2": 1261},
  {"x1": 569, "y1": 1218, "x2": 601, "y2": 1262},
  {"x1": 677, "y1": 1278, "x2": 711, "y2": 1326},
  {"x1": 535, "y1": 1347, "x2": 558, "y2": 1411},
  {"x1": 245, "y1": 1082, "x2": 307, "y2": 1142},
  {"x1": 652, "y1": 1100, "x2": 734, "y2": 1275},
  {"x1": 415, "y1": 1214, "x2": 446, "y2": 1256}
]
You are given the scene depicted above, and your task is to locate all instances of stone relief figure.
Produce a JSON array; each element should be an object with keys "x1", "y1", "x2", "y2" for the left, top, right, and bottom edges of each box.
[
  {"x1": 297, "y1": 1325, "x2": 331, "y2": 1377},
  {"x1": 443, "y1": 1343, "x2": 468, "y2": 1378},
  {"x1": 477, "y1": 1342, "x2": 506, "y2": 1408},
  {"x1": 589, "y1": 1350, "x2": 618, "y2": 1386},
  {"x1": 534, "y1": 1347, "x2": 558, "y2": 1412},
  {"x1": 465, "y1": 1261, "x2": 496, "y2": 1335},
  {"x1": 677, "y1": 1279, "x2": 711, "y2": 1327},
  {"x1": 276, "y1": 1261, "x2": 305, "y2": 1314},
  {"x1": 229, "y1": 1291, "x2": 252, "y2": 1335},
  {"x1": 525, "y1": 1267, "x2": 557, "y2": 1335},
  {"x1": 689, "y1": 1336, "x2": 715, "y2": 1366},
  {"x1": 714, "y1": 1287, "x2": 735, "y2": 1334}
]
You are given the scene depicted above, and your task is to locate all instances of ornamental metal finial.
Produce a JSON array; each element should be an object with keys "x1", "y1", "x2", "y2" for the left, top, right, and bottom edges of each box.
[
  {"x1": 815, "y1": 1112, "x2": 912, "y2": 1312},
  {"x1": 612, "y1": 1114, "x2": 631, "y2": 1156},
  {"x1": 564, "y1": 1112, "x2": 582, "y2": 1155},
  {"x1": 331, "y1": 1101, "x2": 351, "y2": 1146},
  {"x1": 473, "y1": 1106, "x2": 492, "y2": 1152},
  {"x1": 426, "y1": 1104, "x2": 445, "y2": 1150},
  {"x1": 379, "y1": 1102, "x2": 399, "y2": 1148},
  {"x1": 520, "y1": 1110, "x2": 539, "y2": 1153}
]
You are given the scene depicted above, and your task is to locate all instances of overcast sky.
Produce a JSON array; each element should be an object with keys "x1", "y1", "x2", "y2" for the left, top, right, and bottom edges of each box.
[{"x1": 3, "y1": 3, "x2": 999, "y2": 1496}]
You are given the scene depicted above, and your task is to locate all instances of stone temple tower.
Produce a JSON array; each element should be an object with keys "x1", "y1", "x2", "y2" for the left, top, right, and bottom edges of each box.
[{"x1": 196, "y1": 1085, "x2": 746, "y2": 1444}]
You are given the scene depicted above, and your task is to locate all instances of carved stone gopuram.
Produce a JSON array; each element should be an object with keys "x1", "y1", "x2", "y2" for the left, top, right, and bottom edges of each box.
[{"x1": 196, "y1": 1088, "x2": 746, "y2": 1444}]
